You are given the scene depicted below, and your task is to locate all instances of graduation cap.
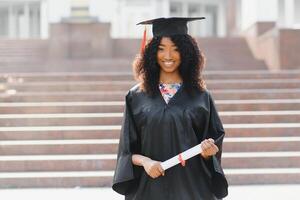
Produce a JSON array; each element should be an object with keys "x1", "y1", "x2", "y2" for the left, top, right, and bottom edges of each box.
[
  {"x1": 137, "y1": 17, "x2": 205, "y2": 52},
  {"x1": 137, "y1": 17, "x2": 205, "y2": 37}
]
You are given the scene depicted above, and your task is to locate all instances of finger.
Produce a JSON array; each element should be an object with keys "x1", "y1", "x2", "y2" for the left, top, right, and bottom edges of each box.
[
  {"x1": 154, "y1": 168, "x2": 162, "y2": 177},
  {"x1": 213, "y1": 145, "x2": 219, "y2": 153},
  {"x1": 156, "y1": 169, "x2": 161, "y2": 177},
  {"x1": 207, "y1": 146, "x2": 219, "y2": 156},
  {"x1": 200, "y1": 143, "x2": 205, "y2": 151},
  {"x1": 208, "y1": 146, "x2": 217, "y2": 154},
  {"x1": 211, "y1": 143, "x2": 219, "y2": 152},
  {"x1": 201, "y1": 143, "x2": 209, "y2": 154},
  {"x1": 201, "y1": 141, "x2": 213, "y2": 156},
  {"x1": 151, "y1": 171, "x2": 159, "y2": 179},
  {"x1": 159, "y1": 166, "x2": 165, "y2": 176},
  {"x1": 207, "y1": 139, "x2": 215, "y2": 147},
  {"x1": 202, "y1": 141, "x2": 212, "y2": 151},
  {"x1": 206, "y1": 139, "x2": 214, "y2": 145},
  {"x1": 161, "y1": 168, "x2": 165, "y2": 176},
  {"x1": 149, "y1": 167, "x2": 159, "y2": 177},
  {"x1": 149, "y1": 173, "x2": 155, "y2": 179},
  {"x1": 201, "y1": 140, "x2": 208, "y2": 147},
  {"x1": 204, "y1": 145, "x2": 216, "y2": 156},
  {"x1": 208, "y1": 138, "x2": 215, "y2": 143}
]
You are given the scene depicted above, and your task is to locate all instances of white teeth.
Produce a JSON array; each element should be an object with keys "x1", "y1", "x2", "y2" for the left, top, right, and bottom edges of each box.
[{"x1": 164, "y1": 61, "x2": 174, "y2": 66}]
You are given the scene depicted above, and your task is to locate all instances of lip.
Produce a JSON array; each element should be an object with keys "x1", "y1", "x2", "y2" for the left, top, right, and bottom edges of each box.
[{"x1": 163, "y1": 61, "x2": 175, "y2": 67}]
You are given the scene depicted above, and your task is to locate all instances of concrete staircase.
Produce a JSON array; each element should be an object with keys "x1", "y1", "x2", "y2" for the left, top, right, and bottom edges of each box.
[
  {"x1": 0, "y1": 37, "x2": 266, "y2": 72},
  {"x1": 1, "y1": 70, "x2": 300, "y2": 188},
  {"x1": 0, "y1": 39, "x2": 48, "y2": 64},
  {"x1": 198, "y1": 38, "x2": 266, "y2": 70}
]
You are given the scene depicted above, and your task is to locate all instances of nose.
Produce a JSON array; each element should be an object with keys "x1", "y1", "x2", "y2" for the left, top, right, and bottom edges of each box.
[{"x1": 163, "y1": 49, "x2": 172, "y2": 60}]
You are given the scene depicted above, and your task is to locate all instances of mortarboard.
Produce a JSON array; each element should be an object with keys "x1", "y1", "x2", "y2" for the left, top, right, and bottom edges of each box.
[
  {"x1": 137, "y1": 17, "x2": 205, "y2": 37},
  {"x1": 137, "y1": 17, "x2": 205, "y2": 52}
]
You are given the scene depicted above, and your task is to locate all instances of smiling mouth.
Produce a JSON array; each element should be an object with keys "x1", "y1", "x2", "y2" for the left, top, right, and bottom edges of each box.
[{"x1": 163, "y1": 61, "x2": 175, "y2": 67}]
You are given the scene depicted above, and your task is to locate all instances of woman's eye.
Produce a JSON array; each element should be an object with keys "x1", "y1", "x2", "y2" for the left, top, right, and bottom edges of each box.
[
  {"x1": 158, "y1": 47, "x2": 164, "y2": 51},
  {"x1": 174, "y1": 48, "x2": 179, "y2": 52}
]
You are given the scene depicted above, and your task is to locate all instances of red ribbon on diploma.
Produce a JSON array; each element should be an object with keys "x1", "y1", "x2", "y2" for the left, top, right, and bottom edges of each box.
[{"x1": 178, "y1": 153, "x2": 186, "y2": 167}]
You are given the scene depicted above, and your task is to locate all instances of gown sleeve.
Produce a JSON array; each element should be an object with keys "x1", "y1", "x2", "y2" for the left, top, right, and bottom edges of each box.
[
  {"x1": 202, "y1": 92, "x2": 228, "y2": 199},
  {"x1": 112, "y1": 91, "x2": 142, "y2": 195}
]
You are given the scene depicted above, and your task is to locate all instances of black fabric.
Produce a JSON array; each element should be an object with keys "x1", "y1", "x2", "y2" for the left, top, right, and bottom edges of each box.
[
  {"x1": 137, "y1": 17, "x2": 205, "y2": 36},
  {"x1": 112, "y1": 84, "x2": 228, "y2": 200}
]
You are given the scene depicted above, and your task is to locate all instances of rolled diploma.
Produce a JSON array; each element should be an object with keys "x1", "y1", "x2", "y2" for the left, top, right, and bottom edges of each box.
[{"x1": 161, "y1": 144, "x2": 203, "y2": 171}]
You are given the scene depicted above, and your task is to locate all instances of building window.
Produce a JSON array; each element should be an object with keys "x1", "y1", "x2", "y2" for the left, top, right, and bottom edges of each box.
[
  {"x1": 125, "y1": 0, "x2": 148, "y2": 6},
  {"x1": 295, "y1": 0, "x2": 300, "y2": 24},
  {"x1": 205, "y1": 5, "x2": 218, "y2": 36},
  {"x1": 170, "y1": 2, "x2": 182, "y2": 16},
  {"x1": 0, "y1": 1, "x2": 41, "y2": 38},
  {"x1": 0, "y1": 6, "x2": 9, "y2": 37},
  {"x1": 188, "y1": 3, "x2": 200, "y2": 16},
  {"x1": 29, "y1": 2, "x2": 40, "y2": 37},
  {"x1": 170, "y1": 1, "x2": 219, "y2": 37}
]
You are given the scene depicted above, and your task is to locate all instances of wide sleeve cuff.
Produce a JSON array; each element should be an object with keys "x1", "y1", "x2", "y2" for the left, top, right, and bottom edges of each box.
[
  {"x1": 112, "y1": 154, "x2": 140, "y2": 195},
  {"x1": 201, "y1": 155, "x2": 228, "y2": 199}
]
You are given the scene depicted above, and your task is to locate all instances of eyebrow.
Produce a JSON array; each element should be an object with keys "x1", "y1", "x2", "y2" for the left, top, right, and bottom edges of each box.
[{"x1": 158, "y1": 44, "x2": 177, "y2": 47}]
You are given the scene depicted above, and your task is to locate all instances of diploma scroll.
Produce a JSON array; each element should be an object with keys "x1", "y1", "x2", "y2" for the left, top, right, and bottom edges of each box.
[{"x1": 161, "y1": 144, "x2": 203, "y2": 171}]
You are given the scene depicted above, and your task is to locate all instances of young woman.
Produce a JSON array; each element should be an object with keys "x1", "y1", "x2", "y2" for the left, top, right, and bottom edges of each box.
[{"x1": 112, "y1": 17, "x2": 228, "y2": 200}]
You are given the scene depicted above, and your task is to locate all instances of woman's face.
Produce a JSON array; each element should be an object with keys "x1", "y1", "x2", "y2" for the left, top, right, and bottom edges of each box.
[{"x1": 157, "y1": 37, "x2": 181, "y2": 74}]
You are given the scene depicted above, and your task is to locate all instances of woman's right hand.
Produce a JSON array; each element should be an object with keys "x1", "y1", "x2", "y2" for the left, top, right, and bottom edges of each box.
[{"x1": 142, "y1": 158, "x2": 165, "y2": 179}]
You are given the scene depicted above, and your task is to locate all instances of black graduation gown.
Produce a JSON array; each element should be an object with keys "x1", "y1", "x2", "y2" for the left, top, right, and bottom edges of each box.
[{"x1": 112, "y1": 84, "x2": 228, "y2": 200}]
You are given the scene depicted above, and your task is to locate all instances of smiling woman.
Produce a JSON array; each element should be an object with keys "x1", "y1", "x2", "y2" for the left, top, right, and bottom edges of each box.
[{"x1": 112, "y1": 17, "x2": 228, "y2": 200}]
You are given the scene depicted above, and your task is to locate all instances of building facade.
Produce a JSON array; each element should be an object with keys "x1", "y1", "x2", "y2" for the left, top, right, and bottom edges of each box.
[{"x1": 0, "y1": 0, "x2": 299, "y2": 39}]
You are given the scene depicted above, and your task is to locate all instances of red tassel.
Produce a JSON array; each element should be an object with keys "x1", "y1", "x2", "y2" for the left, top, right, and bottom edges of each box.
[{"x1": 140, "y1": 26, "x2": 147, "y2": 54}]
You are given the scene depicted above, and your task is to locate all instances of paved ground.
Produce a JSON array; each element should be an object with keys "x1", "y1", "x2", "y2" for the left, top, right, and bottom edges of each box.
[{"x1": 0, "y1": 185, "x2": 299, "y2": 199}]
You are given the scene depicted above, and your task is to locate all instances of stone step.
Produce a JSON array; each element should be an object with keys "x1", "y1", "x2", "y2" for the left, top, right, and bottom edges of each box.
[
  {"x1": 226, "y1": 168, "x2": 300, "y2": 185},
  {"x1": 2, "y1": 70, "x2": 300, "y2": 82},
  {"x1": 0, "y1": 111, "x2": 299, "y2": 126},
  {"x1": 0, "y1": 152, "x2": 299, "y2": 172},
  {"x1": 1, "y1": 99, "x2": 300, "y2": 114},
  {"x1": 0, "y1": 140, "x2": 118, "y2": 155},
  {"x1": 0, "y1": 92, "x2": 126, "y2": 102},
  {"x1": 0, "y1": 113, "x2": 123, "y2": 126},
  {"x1": 0, "y1": 138, "x2": 300, "y2": 155},
  {"x1": 0, "y1": 125, "x2": 299, "y2": 140},
  {"x1": 216, "y1": 99, "x2": 300, "y2": 111},
  {"x1": 225, "y1": 126, "x2": 300, "y2": 137},
  {"x1": 0, "y1": 130, "x2": 120, "y2": 140},
  {"x1": 0, "y1": 169, "x2": 299, "y2": 188},
  {"x1": 220, "y1": 111, "x2": 300, "y2": 124},
  {"x1": 4, "y1": 81, "x2": 137, "y2": 92},
  {"x1": 2, "y1": 89, "x2": 300, "y2": 102},
  {"x1": 213, "y1": 89, "x2": 300, "y2": 100},
  {"x1": 223, "y1": 152, "x2": 300, "y2": 168},
  {"x1": 0, "y1": 102, "x2": 125, "y2": 114},
  {"x1": 3, "y1": 79, "x2": 300, "y2": 91},
  {"x1": 0, "y1": 172, "x2": 112, "y2": 188},
  {"x1": 223, "y1": 138, "x2": 300, "y2": 152},
  {"x1": 0, "y1": 155, "x2": 116, "y2": 172}
]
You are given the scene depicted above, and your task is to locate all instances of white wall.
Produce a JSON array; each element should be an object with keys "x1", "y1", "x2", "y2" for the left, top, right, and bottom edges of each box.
[
  {"x1": 241, "y1": 0, "x2": 278, "y2": 30},
  {"x1": 111, "y1": 0, "x2": 169, "y2": 38},
  {"x1": 89, "y1": 0, "x2": 117, "y2": 22},
  {"x1": 40, "y1": 0, "x2": 48, "y2": 38},
  {"x1": 47, "y1": 0, "x2": 71, "y2": 23}
]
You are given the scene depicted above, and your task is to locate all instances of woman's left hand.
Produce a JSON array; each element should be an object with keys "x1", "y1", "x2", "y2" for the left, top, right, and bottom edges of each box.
[{"x1": 200, "y1": 138, "x2": 219, "y2": 159}]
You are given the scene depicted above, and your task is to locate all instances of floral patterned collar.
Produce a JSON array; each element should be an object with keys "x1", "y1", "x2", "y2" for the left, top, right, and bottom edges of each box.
[{"x1": 158, "y1": 83, "x2": 182, "y2": 104}]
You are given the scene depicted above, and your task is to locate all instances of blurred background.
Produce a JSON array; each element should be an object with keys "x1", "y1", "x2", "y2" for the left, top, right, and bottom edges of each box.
[{"x1": 0, "y1": 0, "x2": 300, "y2": 199}]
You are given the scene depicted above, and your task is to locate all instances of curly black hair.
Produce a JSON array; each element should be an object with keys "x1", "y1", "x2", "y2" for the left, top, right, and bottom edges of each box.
[{"x1": 133, "y1": 34, "x2": 206, "y2": 96}]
